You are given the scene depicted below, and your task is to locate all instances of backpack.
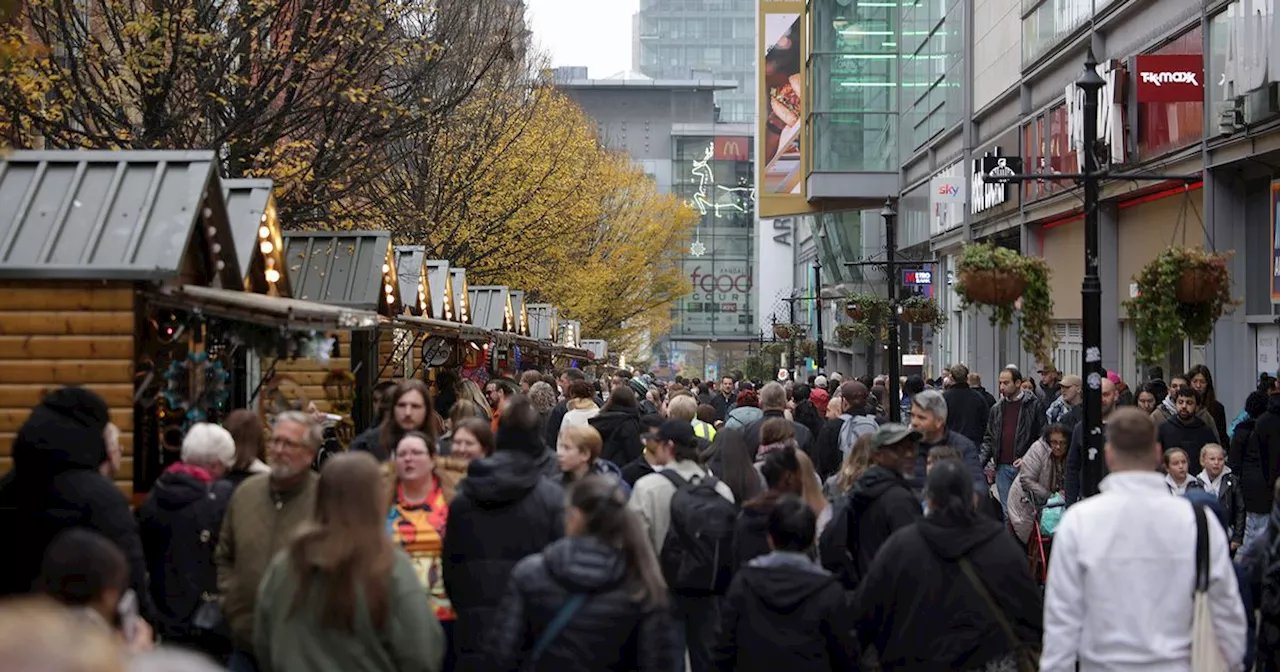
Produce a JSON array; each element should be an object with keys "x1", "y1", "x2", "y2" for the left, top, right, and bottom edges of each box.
[
  {"x1": 818, "y1": 494, "x2": 861, "y2": 590},
  {"x1": 658, "y1": 470, "x2": 737, "y2": 596},
  {"x1": 838, "y1": 413, "x2": 879, "y2": 458}
]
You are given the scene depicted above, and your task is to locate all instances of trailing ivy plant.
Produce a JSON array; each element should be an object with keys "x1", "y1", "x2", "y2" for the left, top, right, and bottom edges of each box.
[
  {"x1": 835, "y1": 322, "x2": 870, "y2": 346},
  {"x1": 761, "y1": 342, "x2": 787, "y2": 358},
  {"x1": 899, "y1": 294, "x2": 947, "y2": 331},
  {"x1": 1123, "y1": 247, "x2": 1238, "y2": 365},
  {"x1": 796, "y1": 338, "x2": 817, "y2": 359},
  {"x1": 955, "y1": 242, "x2": 1057, "y2": 370},
  {"x1": 845, "y1": 292, "x2": 891, "y2": 324}
]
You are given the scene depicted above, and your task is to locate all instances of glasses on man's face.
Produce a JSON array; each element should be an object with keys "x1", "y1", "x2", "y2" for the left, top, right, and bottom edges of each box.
[{"x1": 270, "y1": 436, "x2": 305, "y2": 451}]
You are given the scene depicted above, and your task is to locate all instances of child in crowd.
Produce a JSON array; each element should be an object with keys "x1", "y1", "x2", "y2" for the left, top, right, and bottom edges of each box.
[
  {"x1": 1163, "y1": 447, "x2": 1205, "y2": 495},
  {"x1": 557, "y1": 425, "x2": 629, "y2": 494}
]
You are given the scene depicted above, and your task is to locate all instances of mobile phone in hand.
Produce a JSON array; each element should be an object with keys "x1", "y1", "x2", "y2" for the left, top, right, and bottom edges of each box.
[{"x1": 117, "y1": 589, "x2": 140, "y2": 643}]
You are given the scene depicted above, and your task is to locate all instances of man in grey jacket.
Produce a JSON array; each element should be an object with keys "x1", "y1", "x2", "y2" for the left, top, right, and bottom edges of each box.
[{"x1": 981, "y1": 367, "x2": 1045, "y2": 517}]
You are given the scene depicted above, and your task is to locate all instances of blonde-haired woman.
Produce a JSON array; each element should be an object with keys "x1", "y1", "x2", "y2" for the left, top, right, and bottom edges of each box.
[
  {"x1": 455, "y1": 379, "x2": 492, "y2": 422},
  {"x1": 557, "y1": 425, "x2": 628, "y2": 494},
  {"x1": 795, "y1": 450, "x2": 832, "y2": 537},
  {"x1": 823, "y1": 433, "x2": 873, "y2": 501},
  {"x1": 254, "y1": 452, "x2": 444, "y2": 672}
]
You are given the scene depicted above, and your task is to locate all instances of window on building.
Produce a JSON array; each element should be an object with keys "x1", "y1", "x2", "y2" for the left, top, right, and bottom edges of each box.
[{"x1": 1136, "y1": 25, "x2": 1204, "y2": 160}]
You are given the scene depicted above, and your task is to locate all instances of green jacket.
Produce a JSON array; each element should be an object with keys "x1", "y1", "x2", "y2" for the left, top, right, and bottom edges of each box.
[
  {"x1": 253, "y1": 548, "x2": 444, "y2": 672},
  {"x1": 215, "y1": 472, "x2": 318, "y2": 651}
]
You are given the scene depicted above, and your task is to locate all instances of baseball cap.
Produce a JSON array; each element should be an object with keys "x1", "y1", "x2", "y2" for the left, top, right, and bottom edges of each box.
[
  {"x1": 814, "y1": 375, "x2": 828, "y2": 388},
  {"x1": 644, "y1": 418, "x2": 695, "y2": 447},
  {"x1": 1060, "y1": 374, "x2": 1083, "y2": 388},
  {"x1": 870, "y1": 423, "x2": 922, "y2": 450}
]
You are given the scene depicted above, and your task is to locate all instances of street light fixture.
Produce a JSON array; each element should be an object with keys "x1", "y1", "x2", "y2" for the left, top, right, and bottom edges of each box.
[{"x1": 881, "y1": 198, "x2": 902, "y2": 422}]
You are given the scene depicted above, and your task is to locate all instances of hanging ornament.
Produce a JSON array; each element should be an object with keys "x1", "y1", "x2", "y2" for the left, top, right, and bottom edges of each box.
[{"x1": 690, "y1": 239, "x2": 707, "y2": 257}]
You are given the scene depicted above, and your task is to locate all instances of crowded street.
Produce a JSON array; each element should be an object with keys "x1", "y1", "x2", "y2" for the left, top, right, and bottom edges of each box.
[{"x1": 0, "y1": 0, "x2": 1273, "y2": 670}]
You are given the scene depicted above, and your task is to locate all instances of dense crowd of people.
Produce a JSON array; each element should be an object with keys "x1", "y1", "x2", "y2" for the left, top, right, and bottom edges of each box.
[{"x1": 0, "y1": 360, "x2": 1276, "y2": 671}]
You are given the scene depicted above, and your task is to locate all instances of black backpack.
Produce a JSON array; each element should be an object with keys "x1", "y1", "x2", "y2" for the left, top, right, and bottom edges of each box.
[
  {"x1": 659, "y1": 470, "x2": 737, "y2": 596},
  {"x1": 819, "y1": 494, "x2": 861, "y2": 590}
]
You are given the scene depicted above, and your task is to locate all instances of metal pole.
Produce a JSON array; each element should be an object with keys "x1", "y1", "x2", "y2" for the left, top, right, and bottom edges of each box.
[
  {"x1": 883, "y1": 198, "x2": 901, "y2": 422},
  {"x1": 1078, "y1": 49, "x2": 1106, "y2": 498},
  {"x1": 788, "y1": 298, "x2": 797, "y2": 379},
  {"x1": 814, "y1": 261, "x2": 826, "y2": 372}
]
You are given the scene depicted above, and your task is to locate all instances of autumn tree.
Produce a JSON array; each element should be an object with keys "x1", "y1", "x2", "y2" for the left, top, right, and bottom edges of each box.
[{"x1": 0, "y1": 0, "x2": 525, "y2": 225}]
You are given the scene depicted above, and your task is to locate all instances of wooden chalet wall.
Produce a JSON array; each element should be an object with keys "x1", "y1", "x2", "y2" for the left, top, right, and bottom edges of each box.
[
  {"x1": 0, "y1": 283, "x2": 135, "y2": 495},
  {"x1": 258, "y1": 330, "x2": 353, "y2": 415}
]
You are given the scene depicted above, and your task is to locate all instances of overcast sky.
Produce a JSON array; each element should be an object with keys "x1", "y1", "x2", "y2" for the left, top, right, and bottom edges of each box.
[{"x1": 525, "y1": 0, "x2": 639, "y2": 78}]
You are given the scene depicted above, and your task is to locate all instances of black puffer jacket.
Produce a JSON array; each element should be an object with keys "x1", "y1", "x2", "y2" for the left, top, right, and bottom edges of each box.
[
  {"x1": 732, "y1": 495, "x2": 779, "y2": 571},
  {"x1": 846, "y1": 466, "x2": 923, "y2": 580},
  {"x1": 943, "y1": 383, "x2": 991, "y2": 447},
  {"x1": 444, "y1": 450, "x2": 565, "y2": 672},
  {"x1": 813, "y1": 417, "x2": 846, "y2": 479},
  {"x1": 347, "y1": 426, "x2": 388, "y2": 461},
  {"x1": 853, "y1": 516, "x2": 1043, "y2": 671},
  {"x1": 589, "y1": 408, "x2": 644, "y2": 466},
  {"x1": 0, "y1": 388, "x2": 148, "y2": 608},
  {"x1": 137, "y1": 466, "x2": 234, "y2": 643},
  {"x1": 1234, "y1": 415, "x2": 1272, "y2": 514},
  {"x1": 485, "y1": 536, "x2": 677, "y2": 672},
  {"x1": 712, "y1": 552, "x2": 857, "y2": 672},
  {"x1": 1246, "y1": 395, "x2": 1280, "y2": 515}
]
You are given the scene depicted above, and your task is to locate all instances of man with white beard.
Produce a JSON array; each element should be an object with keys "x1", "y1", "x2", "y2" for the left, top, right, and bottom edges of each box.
[{"x1": 215, "y1": 411, "x2": 321, "y2": 672}]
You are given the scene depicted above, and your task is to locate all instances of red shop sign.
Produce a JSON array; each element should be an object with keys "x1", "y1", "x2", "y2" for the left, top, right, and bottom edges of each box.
[
  {"x1": 713, "y1": 136, "x2": 750, "y2": 161},
  {"x1": 1134, "y1": 54, "x2": 1204, "y2": 103}
]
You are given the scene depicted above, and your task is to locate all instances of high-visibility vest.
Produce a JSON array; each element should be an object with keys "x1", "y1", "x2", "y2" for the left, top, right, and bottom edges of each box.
[{"x1": 693, "y1": 419, "x2": 716, "y2": 442}]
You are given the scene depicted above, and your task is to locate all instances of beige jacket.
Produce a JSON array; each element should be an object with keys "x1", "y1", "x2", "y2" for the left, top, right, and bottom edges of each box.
[
  {"x1": 627, "y1": 460, "x2": 734, "y2": 554},
  {"x1": 215, "y1": 471, "x2": 318, "y2": 651}
]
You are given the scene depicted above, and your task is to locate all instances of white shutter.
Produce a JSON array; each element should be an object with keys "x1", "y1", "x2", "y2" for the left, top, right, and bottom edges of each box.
[{"x1": 1052, "y1": 321, "x2": 1084, "y2": 374}]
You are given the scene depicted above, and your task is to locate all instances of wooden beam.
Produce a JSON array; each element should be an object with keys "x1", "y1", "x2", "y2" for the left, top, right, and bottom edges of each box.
[
  {"x1": 0, "y1": 407, "x2": 132, "y2": 433},
  {"x1": 0, "y1": 360, "x2": 133, "y2": 385},
  {"x1": 0, "y1": 432, "x2": 133, "y2": 456},
  {"x1": 0, "y1": 287, "x2": 133, "y2": 311},
  {"x1": 0, "y1": 335, "x2": 134, "y2": 360},
  {"x1": 0, "y1": 383, "x2": 134, "y2": 409},
  {"x1": 0, "y1": 312, "x2": 134, "y2": 336}
]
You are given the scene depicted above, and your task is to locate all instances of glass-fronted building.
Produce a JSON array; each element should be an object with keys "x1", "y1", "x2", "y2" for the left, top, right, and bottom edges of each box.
[{"x1": 633, "y1": 0, "x2": 756, "y2": 124}]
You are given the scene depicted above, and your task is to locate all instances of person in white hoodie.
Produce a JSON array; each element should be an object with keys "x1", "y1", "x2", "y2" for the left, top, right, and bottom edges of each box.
[
  {"x1": 1197, "y1": 443, "x2": 1246, "y2": 553},
  {"x1": 557, "y1": 379, "x2": 600, "y2": 436},
  {"x1": 1042, "y1": 407, "x2": 1246, "y2": 671}
]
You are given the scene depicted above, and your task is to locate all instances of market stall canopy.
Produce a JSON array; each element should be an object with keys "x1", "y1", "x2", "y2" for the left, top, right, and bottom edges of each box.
[
  {"x1": 150, "y1": 284, "x2": 381, "y2": 331},
  {"x1": 527, "y1": 303, "x2": 558, "y2": 341},
  {"x1": 282, "y1": 231, "x2": 402, "y2": 317},
  {"x1": 394, "y1": 245, "x2": 430, "y2": 317},
  {"x1": 509, "y1": 290, "x2": 530, "y2": 337},
  {"x1": 425, "y1": 260, "x2": 454, "y2": 322},
  {"x1": 223, "y1": 178, "x2": 292, "y2": 297},
  {"x1": 0, "y1": 150, "x2": 239, "y2": 286},
  {"x1": 450, "y1": 267, "x2": 472, "y2": 324},
  {"x1": 469, "y1": 286, "x2": 513, "y2": 332},
  {"x1": 581, "y1": 339, "x2": 608, "y2": 360}
]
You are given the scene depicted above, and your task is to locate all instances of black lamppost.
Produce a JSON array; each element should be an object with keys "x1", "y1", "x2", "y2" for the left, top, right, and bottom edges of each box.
[
  {"x1": 882, "y1": 198, "x2": 902, "y2": 422},
  {"x1": 980, "y1": 47, "x2": 1198, "y2": 497},
  {"x1": 814, "y1": 228, "x2": 827, "y2": 373}
]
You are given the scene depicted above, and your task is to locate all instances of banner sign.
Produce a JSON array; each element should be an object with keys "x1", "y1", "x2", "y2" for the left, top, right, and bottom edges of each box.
[
  {"x1": 1134, "y1": 54, "x2": 1204, "y2": 103},
  {"x1": 981, "y1": 155, "x2": 1024, "y2": 184},
  {"x1": 758, "y1": 0, "x2": 812, "y2": 218},
  {"x1": 1271, "y1": 180, "x2": 1280, "y2": 302}
]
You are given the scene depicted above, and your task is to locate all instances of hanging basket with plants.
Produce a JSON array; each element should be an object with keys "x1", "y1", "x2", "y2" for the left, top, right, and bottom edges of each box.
[
  {"x1": 835, "y1": 322, "x2": 872, "y2": 347},
  {"x1": 795, "y1": 338, "x2": 817, "y2": 359},
  {"x1": 899, "y1": 295, "x2": 947, "y2": 329},
  {"x1": 761, "y1": 342, "x2": 787, "y2": 358},
  {"x1": 1124, "y1": 246, "x2": 1239, "y2": 365},
  {"x1": 844, "y1": 293, "x2": 890, "y2": 323},
  {"x1": 955, "y1": 241, "x2": 1057, "y2": 370},
  {"x1": 772, "y1": 322, "x2": 801, "y2": 341}
]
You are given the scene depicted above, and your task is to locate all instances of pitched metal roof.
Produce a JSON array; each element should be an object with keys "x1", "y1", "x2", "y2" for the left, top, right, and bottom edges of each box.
[
  {"x1": 425, "y1": 260, "x2": 453, "y2": 321},
  {"x1": 282, "y1": 231, "x2": 401, "y2": 314},
  {"x1": 0, "y1": 150, "x2": 238, "y2": 284},
  {"x1": 394, "y1": 245, "x2": 428, "y2": 316},
  {"x1": 527, "y1": 303, "x2": 558, "y2": 340},
  {"x1": 581, "y1": 339, "x2": 608, "y2": 359},
  {"x1": 222, "y1": 178, "x2": 293, "y2": 297},
  {"x1": 508, "y1": 290, "x2": 529, "y2": 336},
  {"x1": 468, "y1": 286, "x2": 512, "y2": 332},
  {"x1": 450, "y1": 268, "x2": 472, "y2": 325},
  {"x1": 150, "y1": 284, "x2": 381, "y2": 331}
]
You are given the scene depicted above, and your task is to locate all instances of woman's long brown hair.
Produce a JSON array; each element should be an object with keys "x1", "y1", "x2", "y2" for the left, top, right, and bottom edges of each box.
[
  {"x1": 378, "y1": 380, "x2": 440, "y2": 459},
  {"x1": 568, "y1": 476, "x2": 668, "y2": 611},
  {"x1": 224, "y1": 409, "x2": 265, "y2": 472},
  {"x1": 288, "y1": 452, "x2": 395, "y2": 632}
]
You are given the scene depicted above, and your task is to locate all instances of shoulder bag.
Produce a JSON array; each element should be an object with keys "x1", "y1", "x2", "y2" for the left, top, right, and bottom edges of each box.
[
  {"x1": 1191, "y1": 502, "x2": 1231, "y2": 672},
  {"x1": 957, "y1": 557, "x2": 1039, "y2": 672},
  {"x1": 529, "y1": 593, "x2": 588, "y2": 667}
]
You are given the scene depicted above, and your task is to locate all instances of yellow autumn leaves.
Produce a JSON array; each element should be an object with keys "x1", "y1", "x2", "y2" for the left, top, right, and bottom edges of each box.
[{"x1": 0, "y1": 0, "x2": 696, "y2": 353}]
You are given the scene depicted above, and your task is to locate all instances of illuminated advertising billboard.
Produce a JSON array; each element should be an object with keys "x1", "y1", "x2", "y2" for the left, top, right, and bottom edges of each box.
[{"x1": 758, "y1": 0, "x2": 812, "y2": 218}]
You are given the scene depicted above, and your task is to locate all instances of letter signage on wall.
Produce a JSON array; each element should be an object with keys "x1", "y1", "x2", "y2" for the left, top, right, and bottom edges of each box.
[
  {"x1": 1271, "y1": 180, "x2": 1280, "y2": 302},
  {"x1": 971, "y1": 148, "x2": 1010, "y2": 215},
  {"x1": 1066, "y1": 59, "x2": 1126, "y2": 166},
  {"x1": 1134, "y1": 54, "x2": 1204, "y2": 103}
]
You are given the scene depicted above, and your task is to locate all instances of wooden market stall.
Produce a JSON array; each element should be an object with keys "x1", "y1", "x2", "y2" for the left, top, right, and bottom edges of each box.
[
  {"x1": 267, "y1": 231, "x2": 403, "y2": 432},
  {"x1": 388, "y1": 245, "x2": 467, "y2": 381},
  {"x1": 0, "y1": 150, "x2": 245, "y2": 496}
]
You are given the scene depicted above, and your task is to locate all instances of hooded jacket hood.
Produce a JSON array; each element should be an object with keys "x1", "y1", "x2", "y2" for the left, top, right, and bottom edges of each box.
[
  {"x1": 1168, "y1": 411, "x2": 1208, "y2": 430},
  {"x1": 461, "y1": 450, "x2": 545, "y2": 507},
  {"x1": 915, "y1": 516, "x2": 1006, "y2": 561},
  {"x1": 150, "y1": 467, "x2": 214, "y2": 512},
  {"x1": 738, "y1": 552, "x2": 836, "y2": 612},
  {"x1": 589, "y1": 407, "x2": 639, "y2": 435},
  {"x1": 12, "y1": 387, "x2": 110, "y2": 480},
  {"x1": 849, "y1": 465, "x2": 912, "y2": 513},
  {"x1": 543, "y1": 536, "x2": 627, "y2": 594}
]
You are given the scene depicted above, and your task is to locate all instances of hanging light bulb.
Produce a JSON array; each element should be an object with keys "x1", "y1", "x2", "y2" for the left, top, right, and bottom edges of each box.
[
  {"x1": 260, "y1": 241, "x2": 274, "y2": 255},
  {"x1": 265, "y1": 268, "x2": 281, "y2": 283},
  {"x1": 259, "y1": 225, "x2": 270, "y2": 239},
  {"x1": 382, "y1": 263, "x2": 391, "y2": 274},
  {"x1": 385, "y1": 283, "x2": 395, "y2": 295}
]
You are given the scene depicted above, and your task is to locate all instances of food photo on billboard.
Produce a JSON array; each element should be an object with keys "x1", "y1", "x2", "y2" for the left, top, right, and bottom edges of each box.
[{"x1": 763, "y1": 13, "x2": 802, "y2": 194}]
